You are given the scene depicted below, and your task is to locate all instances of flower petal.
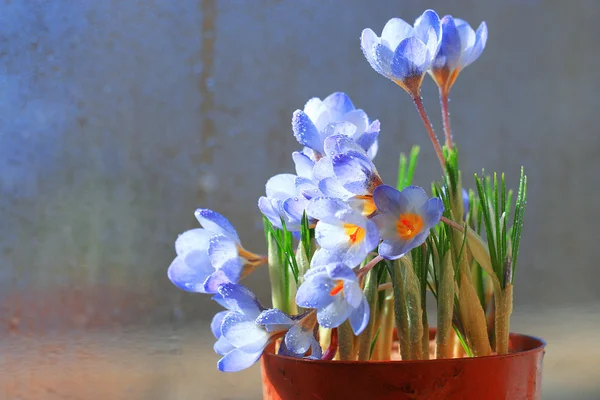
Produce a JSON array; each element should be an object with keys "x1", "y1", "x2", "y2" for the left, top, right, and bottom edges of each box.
[
  {"x1": 318, "y1": 177, "x2": 353, "y2": 199},
  {"x1": 195, "y1": 209, "x2": 240, "y2": 243},
  {"x1": 381, "y1": 17, "x2": 413, "y2": 50},
  {"x1": 292, "y1": 151, "x2": 315, "y2": 179},
  {"x1": 373, "y1": 42, "x2": 394, "y2": 77},
  {"x1": 373, "y1": 184, "x2": 403, "y2": 215},
  {"x1": 400, "y1": 185, "x2": 430, "y2": 212},
  {"x1": 317, "y1": 296, "x2": 352, "y2": 329},
  {"x1": 326, "y1": 263, "x2": 357, "y2": 281},
  {"x1": 314, "y1": 221, "x2": 350, "y2": 250},
  {"x1": 221, "y1": 312, "x2": 270, "y2": 352},
  {"x1": 211, "y1": 311, "x2": 229, "y2": 338},
  {"x1": 174, "y1": 228, "x2": 210, "y2": 258},
  {"x1": 258, "y1": 196, "x2": 283, "y2": 229},
  {"x1": 462, "y1": 21, "x2": 487, "y2": 68},
  {"x1": 343, "y1": 281, "x2": 364, "y2": 309},
  {"x1": 323, "y1": 92, "x2": 355, "y2": 119},
  {"x1": 167, "y1": 255, "x2": 211, "y2": 293},
  {"x1": 256, "y1": 309, "x2": 294, "y2": 332},
  {"x1": 296, "y1": 272, "x2": 336, "y2": 309},
  {"x1": 433, "y1": 15, "x2": 462, "y2": 70},
  {"x1": 361, "y1": 28, "x2": 383, "y2": 74},
  {"x1": 292, "y1": 110, "x2": 322, "y2": 153},
  {"x1": 413, "y1": 9, "x2": 441, "y2": 48},
  {"x1": 203, "y1": 269, "x2": 232, "y2": 293},
  {"x1": 423, "y1": 197, "x2": 444, "y2": 228},
  {"x1": 214, "y1": 335, "x2": 235, "y2": 356},
  {"x1": 349, "y1": 297, "x2": 370, "y2": 335},
  {"x1": 266, "y1": 174, "x2": 297, "y2": 200},
  {"x1": 378, "y1": 238, "x2": 413, "y2": 260},
  {"x1": 208, "y1": 234, "x2": 239, "y2": 270},
  {"x1": 306, "y1": 197, "x2": 348, "y2": 223},
  {"x1": 303, "y1": 97, "x2": 330, "y2": 131},
  {"x1": 332, "y1": 152, "x2": 379, "y2": 195},
  {"x1": 391, "y1": 36, "x2": 429, "y2": 80},
  {"x1": 284, "y1": 324, "x2": 314, "y2": 355},
  {"x1": 217, "y1": 283, "x2": 264, "y2": 317},
  {"x1": 217, "y1": 348, "x2": 264, "y2": 372}
]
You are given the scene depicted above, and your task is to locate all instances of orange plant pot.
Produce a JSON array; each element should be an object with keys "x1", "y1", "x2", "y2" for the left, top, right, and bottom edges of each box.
[{"x1": 261, "y1": 330, "x2": 546, "y2": 400}]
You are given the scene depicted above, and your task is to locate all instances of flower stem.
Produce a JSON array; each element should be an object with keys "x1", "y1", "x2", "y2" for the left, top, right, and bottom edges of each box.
[
  {"x1": 322, "y1": 328, "x2": 338, "y2": 360},
  {"x1": 412, "y1": 95, "x2": 446, "y2": 170},
  {"x1": 266, "y1": 230, "x2": 293, "y2": 313},
  {"x1": 337, "y1": 320, "x2": 356, "y2": 361},
  {"x1": 440, "y1": 89, "x2": 453, "y2": 150},
  {"x1": 357, "y1": 268, "x2": 379, "y2": 361},
  {"x1": 356, "y1": 255, "x2": 384, "y2": 278}
]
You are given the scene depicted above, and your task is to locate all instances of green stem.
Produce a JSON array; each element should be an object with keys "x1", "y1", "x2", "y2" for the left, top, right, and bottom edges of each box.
[
  {"x1": 267, "y1": 230, "x2": 290, "y2": 313},
  {"x1": 495, "y1": 284, "x2": 513, "y2": 355},
  {"x1": 357, "y1": 268, "x2": 379, "y2": 361},
  {"x1": 390, "y1": 260, "x2": 410, "y2": 360},
  {"x1": 400, "y1": 258, "x2": 424, "y2": 360},
  {"x1": 436, "y1": 252, "x2": 455, "y2": 359},
  {"x1": 337, "y1": 320, "x2": 356, "y2": 361}
]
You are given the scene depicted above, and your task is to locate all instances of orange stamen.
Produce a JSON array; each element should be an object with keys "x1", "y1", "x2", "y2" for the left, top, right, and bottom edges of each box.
[
  {"x1": 396, "y1": 213, "x2": 424, "y2": 240},
  {"x1": 344, "y1": 223, "x2": 366, "y2": 244},
  {"x1": 355, "y1": 195, "x2": 377, "y2": 217},
  {"x1": 329, "y1": 280, "x2": 345, "y2": 296}
]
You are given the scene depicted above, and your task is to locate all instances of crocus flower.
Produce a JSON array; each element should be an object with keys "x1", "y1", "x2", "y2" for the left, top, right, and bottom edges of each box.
[
  {"x1": 429, "y1": 16, "x2": 488, "y2": 94},
  {"x1": 168, "y1": 209, "x2": 257, "y2": 294},
  {"x1": 258, "y1": 309, "x2": 322, "y2": 360},
  {"x1": 372, "y1": 185, "x2": 444, "y2": 259},
  {"x1": 258, "y1": 173, "x2": 304, "y2": 231},
  {"x1": 361, "y1": 10, "x2": 442, "y2": 96},
  {"x1": 212, "y1": 283, "x2": 321, "y2": 371},
  {"x1": 307, "y1": 197, "x2": 379, "y2": 267},
  {"x1": 292, "y1": 92, "x2": 380, "y2": 161},
  {"x1": 296, "y1": 263, "x2": 369, "y2": 335},
  {"x1": 313, "y1": 134, "x2": 383, "y2": 203}
]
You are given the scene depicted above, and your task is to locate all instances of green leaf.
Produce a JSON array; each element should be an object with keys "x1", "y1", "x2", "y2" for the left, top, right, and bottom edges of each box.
[{"x1": 369, "y1": 328, "x2": 381, "y2": 359}]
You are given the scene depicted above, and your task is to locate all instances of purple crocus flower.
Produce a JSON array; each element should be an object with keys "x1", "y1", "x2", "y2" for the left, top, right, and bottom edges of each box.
[
  {"x1": 430, "y1": 16, "x2": 488, "y2": 93},
  {"x1": 313, "y1": 134, "x2": 383, "y2": 202},
  {"x1": 168, "y1": 209, "x2": 248, "y2": 294},
  {"x1": 212, "y1": 283, "x2": 321, "y2": 371},
  {"x1": 257, "y1": 309, "x2": 322, "y2": 360},
  {"x1": 361, "y1": 10, "x2": 442, "y2": 95},
  {"x1": 258, "y1": 173, "x2": 304, "y2": 231},
  {"x1": 372, "y1": 185, "x2": 444, "y2": 259},
  {"x1": 292, "y1": 92, "x2": 380, "y2": 162},
  {"x1": 307, "y1": 197, "x2": 379, "y2": 267},
  {"x1": 296, "y1": 263, "x2": 370, "y2": 335}
]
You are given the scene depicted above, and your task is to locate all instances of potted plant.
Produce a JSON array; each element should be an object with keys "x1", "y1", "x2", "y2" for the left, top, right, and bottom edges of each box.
[{"x1": 167, "y1": 9, "x2": 545, "y2": 400}]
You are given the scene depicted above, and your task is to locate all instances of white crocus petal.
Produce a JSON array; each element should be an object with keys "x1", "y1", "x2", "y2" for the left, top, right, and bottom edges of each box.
[
  {"x1": 195, "y1": 209, "x2": 240, "y2": 243},
  {"x1": 217, "y1": 348, "x2": 264, "y2": 372},
  {"x1": 221, "y1": 313, "x2": 270, "y2": 352},
  {"x1": 265, "y1": 174, "x2": 297, "y2": 200},
  {"x1": 314, "y1": 221, "x2": 350, "y2": 249},
  {"x1": 381, "y1": 17, "x2": 413, "y2": 50},
  {"x1": 175, "y1": 228, "x2": 210, "y2": 257}
]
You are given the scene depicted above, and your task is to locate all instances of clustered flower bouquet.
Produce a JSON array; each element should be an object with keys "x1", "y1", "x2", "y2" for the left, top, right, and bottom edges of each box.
[{"x1": 168, "y1": 9, "x2": 545, "y2": 400}]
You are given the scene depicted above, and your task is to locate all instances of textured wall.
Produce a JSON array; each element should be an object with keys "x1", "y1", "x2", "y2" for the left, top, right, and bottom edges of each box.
[{"x1": 0, "y1": 0, "x2": 599, "y2": 331}]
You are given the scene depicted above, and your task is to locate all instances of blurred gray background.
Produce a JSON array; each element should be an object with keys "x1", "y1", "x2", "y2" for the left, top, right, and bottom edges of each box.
[{"x1": 0, "y1": 0, "x2": 599, "y2": 399}]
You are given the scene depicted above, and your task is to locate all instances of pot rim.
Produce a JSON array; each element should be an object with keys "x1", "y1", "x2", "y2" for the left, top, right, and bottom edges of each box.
[{"x1": 262, "y1": 332, "x2": 546, "y2": 366}]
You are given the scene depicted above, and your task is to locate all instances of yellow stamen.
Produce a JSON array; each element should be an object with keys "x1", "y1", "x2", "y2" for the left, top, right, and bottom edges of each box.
[
  {"x1": 344, "y1": 223, "x2": 366, "y2": 244},
  {"x1": 355, "y1": 195, "x2": 377, "y2": 217},
  {"x1": 396, "y1": 213, "x2": 424, "y2": 240},
  {"x1": 329, "y1": 280, "x2": 345, "y2": 296}
]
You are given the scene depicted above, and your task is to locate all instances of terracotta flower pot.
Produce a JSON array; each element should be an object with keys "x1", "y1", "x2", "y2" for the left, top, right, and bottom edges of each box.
[{"x1": 261, "y1": 330, "x2": 546, "y2": 400}]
